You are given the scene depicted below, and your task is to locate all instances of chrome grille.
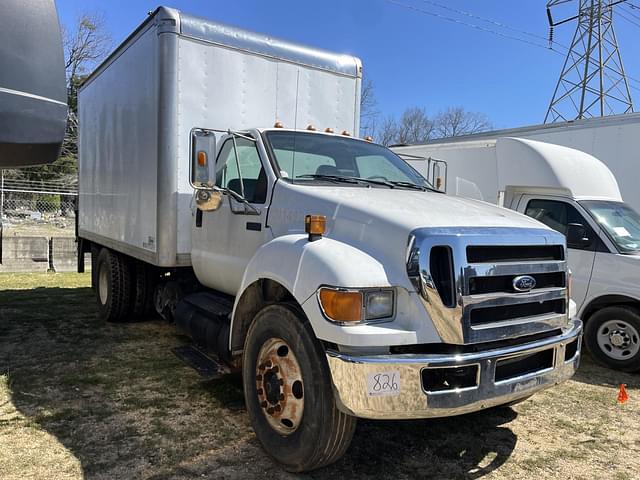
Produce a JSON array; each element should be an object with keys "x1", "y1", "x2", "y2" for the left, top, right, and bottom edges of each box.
[{"x1": 407, "y1": 227, "x2": 569, "y2": 345}]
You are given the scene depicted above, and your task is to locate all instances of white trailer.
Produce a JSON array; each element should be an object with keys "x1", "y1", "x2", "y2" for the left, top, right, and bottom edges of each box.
[
  {"x1": 78, "y1": 7, "x2": 581, "y2": 471},
  {"x1": 394, "y1": 138, "x2": 640, "y2": 372},
  {"x1": 404, "y1": 113, "x2": 640, "y2": 212}
]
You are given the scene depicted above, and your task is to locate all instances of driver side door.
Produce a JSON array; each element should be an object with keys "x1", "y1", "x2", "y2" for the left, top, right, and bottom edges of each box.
[
  {"x1": 191, "y1": 135, "x2": 272, "y2": 295},
  {"x1": 517, "y1": 195, "x2": 599, "y2": 310}
]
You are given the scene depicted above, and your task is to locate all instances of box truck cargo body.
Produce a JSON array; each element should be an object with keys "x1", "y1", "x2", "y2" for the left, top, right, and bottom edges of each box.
[
  {"x1": 78, "y1": 7, "x2": 581, "y2": 471},
  {"x1": 78, "y1": 7, "x2": 361, "y2": 267}
]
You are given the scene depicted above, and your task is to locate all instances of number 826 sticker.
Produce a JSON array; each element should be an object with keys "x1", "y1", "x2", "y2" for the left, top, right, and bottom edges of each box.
[{"x1": 366, "y1": 371, "x2": 400, "y2": 397}]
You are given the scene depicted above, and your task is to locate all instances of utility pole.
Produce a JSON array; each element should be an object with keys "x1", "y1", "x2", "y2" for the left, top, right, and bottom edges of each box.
[{"x1": 545, "y1": 0, "x2": 634, "y2": 123}]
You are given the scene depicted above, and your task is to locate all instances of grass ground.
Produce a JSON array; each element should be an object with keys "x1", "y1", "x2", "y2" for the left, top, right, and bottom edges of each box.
[{"x1": 0, "y1": 272, "x2": 638, "y2": 479}]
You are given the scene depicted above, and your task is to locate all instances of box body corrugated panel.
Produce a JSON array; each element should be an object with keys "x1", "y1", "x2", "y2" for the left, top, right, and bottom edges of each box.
[
  {"x1": 79, "y1": 22, "x2": 159, "y2": 264},
  {"x1": 79, "y1": 7, "x2": 361, "y2": 267}
]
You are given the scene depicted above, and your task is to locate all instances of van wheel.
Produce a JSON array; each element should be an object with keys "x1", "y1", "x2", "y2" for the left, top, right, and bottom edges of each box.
[
  {"x1": 585, "y1": 306, "x2": 640, "y2": 372},
  {"x1": 242, "y1": 304, "x2": 356, "y2": 472},
  {"x1": 96, "y1": 248, "x2": 132, "y2": 323}
]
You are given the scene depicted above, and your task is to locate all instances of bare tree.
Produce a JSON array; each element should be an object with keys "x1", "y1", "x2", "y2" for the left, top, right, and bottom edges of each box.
[
  {"x1": 360, "y1": 78, "x2": 379, "y2": 137},
  {"x1": 375, "y1": 107, "x2": 433, "y2": 146},
  {"x1": 433, "y1": 107, "x2": 492, "y2": 138},
  {"x1": 375, "y1": 115, "x2": 399, "y2": 147},
  {"x1": 396, "y1": 107, "x2": 433, "y2": 144},
  {"x1": 61, "y1": 13, "x2": 111, "y2": 165},
  {"x1": 64, "y1": 13, "x2": 112, "y2": 89}
]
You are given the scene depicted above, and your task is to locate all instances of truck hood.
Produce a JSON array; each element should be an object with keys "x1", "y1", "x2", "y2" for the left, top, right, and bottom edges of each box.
[
  {"x1": 277, "y1": 184, "x2": 549, "y2": 231},
  {"x1": 269, "y1": 183, "x2": 564, "y2": 292}
]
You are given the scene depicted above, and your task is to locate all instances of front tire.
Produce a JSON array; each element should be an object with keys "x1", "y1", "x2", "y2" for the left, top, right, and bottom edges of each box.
[
  {"x1": 585, "y1": 306, "x2": 640, "y2": 372},
  {"x1": 242, "y1": 304, "x2": 356, "y2": 472}
]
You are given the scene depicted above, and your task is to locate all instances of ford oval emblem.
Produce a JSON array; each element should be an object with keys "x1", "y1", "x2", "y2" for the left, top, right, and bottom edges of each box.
[{"x1": 513, "y1": 275, "x2": 536, "y2": 292}]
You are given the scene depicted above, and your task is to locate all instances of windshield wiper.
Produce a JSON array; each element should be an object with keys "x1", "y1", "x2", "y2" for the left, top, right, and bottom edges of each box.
[
  {"x1": 297, "y1": 174, "x2": 394, "y2": 188},
  {"x1": 386, "y1": 181, "x2": 433, "y2": 192}
]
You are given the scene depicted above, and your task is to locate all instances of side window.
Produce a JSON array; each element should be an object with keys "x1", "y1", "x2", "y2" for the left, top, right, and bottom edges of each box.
[
  {"x1": 215, "y1": 138, "x2": 267, "y2": 204},
  {"x1": 525, "y1": 199, "x2": 595, "y2": 250}
]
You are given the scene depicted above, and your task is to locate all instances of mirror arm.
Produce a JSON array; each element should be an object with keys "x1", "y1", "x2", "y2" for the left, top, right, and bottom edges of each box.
[{"x1": 230, "y1": 133, "x2": 246, "y2": 199}]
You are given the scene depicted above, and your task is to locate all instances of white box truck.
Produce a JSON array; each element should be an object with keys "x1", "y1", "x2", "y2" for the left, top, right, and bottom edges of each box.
[
  {"x1": 394, "y1": 138, "x2": 640, "y2": 372},
  {"x1": 78, "y1": 7, "x2": 581, "y2": 471}
]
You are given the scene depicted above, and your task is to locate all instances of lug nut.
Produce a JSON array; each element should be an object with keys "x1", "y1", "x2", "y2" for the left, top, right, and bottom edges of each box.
[
  {"x1": 256, "y1": 374, "x2": 262, "y2": 381},
  {"x1": 257, "y1": 388, "x2": 263, "y2": 395},
  {"x1": 279, "y1": 379, "x2": 284, "y2": 385},
  {"x1": 272, "y1": 366, "x2": 279, "y2": 373},
  {"x1": 267, "y1": 407, "x2": 275, "y2": 415},
  {"x1": 280, "y1": 393, "x2": 285, "y2": 401},
  {"x1": 261, "y1": 401, "x2": 267, "y2": 408},
  {"x1": 275, "y1": 404, "x2": 282, "y2": 412}
]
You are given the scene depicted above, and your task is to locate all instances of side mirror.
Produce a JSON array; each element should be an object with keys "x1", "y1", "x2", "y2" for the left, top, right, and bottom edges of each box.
[
  {"x1": 566, "y1": 223, "x2": 591, "y2": 249},
  {"x1": 190, "y1": 129, "x2": 217, "y2": 186},
  {"x1": 195, "y1": 189, "x2": 224, "y2": 212}
]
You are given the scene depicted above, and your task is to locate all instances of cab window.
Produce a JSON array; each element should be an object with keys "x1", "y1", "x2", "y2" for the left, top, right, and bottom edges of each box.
[
  {"x1": 215, "y1": 137, "x2": 267, "y2": 204},
  {"x1": 525, "y1": 199, "x2": 596, "y2": 250}
]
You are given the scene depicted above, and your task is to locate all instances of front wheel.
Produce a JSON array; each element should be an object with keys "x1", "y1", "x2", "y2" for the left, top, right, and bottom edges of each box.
[
  {"x1": 242, "y1": 304, "x2": 356, "y2": 472},
  {"x1": 585, "y1": 306, "x2": 640, "y2": 372}
]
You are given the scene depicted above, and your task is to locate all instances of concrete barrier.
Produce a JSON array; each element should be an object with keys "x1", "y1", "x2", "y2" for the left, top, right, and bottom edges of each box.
[
  {"x1": 0, "y1": 236, "x2": 49, "y2": 273},
  {"x1": 50, "y1": 237, "x2": 91, "y2": 272}
]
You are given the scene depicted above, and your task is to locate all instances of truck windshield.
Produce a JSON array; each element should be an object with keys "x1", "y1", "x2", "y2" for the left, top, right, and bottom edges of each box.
[
  {"x1": 581, "y1": 200, "x2": 640, "y2": 254},
  {"x1": 265, "y1": 131, "x2": 435, "y2": 191}
]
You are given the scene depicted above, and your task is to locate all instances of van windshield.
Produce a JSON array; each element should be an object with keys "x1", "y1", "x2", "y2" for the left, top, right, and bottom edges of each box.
[
  {"x1": 581, "y1": 200, "x2": 640, "y2": 254},
  {"x1": 265, "y1": 131, "x2": 436, "y2": 191}
]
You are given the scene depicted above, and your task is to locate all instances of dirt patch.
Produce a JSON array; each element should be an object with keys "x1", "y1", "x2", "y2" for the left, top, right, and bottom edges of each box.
[{"x1": 1, "y1": 273, "x2": 639, "y2": 479}]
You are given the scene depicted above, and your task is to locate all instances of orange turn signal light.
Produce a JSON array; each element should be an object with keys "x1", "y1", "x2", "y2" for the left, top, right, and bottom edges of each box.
[
  {"x1": 197, "y1": 150, "x2": 207, "y2": 167},
  {"x1": 305, "y1": 214, "x2": 326, "y2": 241},
  {"x1": 319, "y1": 288, "x2": 363, "y2": 323},
  {"x1": 274, "y1": 121, "x2": 284, "y2": 128},
  {"x1": 325, "y1": 127, "x2": 334, "y2": 133},
  {"x1": 306, "y1": 124, "x2": 317, "y2": 131}
]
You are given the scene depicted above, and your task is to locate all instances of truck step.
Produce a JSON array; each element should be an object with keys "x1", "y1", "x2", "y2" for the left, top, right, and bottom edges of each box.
[{"x1": 172, "y1": 345, "x2": 229, "y2": 380}]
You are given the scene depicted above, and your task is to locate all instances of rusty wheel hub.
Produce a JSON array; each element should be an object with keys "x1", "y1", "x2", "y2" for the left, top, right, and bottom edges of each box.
[{"x1": 255, "y1": 338, "x2": 304, "y2": 435}]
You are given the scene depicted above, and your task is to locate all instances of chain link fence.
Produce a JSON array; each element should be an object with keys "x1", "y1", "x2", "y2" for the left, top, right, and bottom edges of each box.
[{"x1": 1, "y1": 189, "x2": 77, "y2": 237}]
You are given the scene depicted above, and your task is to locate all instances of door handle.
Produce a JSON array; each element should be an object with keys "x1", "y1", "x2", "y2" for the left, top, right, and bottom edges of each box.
[{"x1": 246, "y1": 222, "x2": 261, "y2": 231}]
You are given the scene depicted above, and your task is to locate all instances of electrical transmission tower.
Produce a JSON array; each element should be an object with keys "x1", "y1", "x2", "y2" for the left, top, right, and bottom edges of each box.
[{"x1": 545, "y1": 0, "x2": 634, "y2": 123}]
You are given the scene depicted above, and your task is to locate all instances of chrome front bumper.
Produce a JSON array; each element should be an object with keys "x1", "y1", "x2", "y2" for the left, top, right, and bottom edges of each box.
[{"x1": 326, "y1": 318, "x2": 582, "y2": 420}]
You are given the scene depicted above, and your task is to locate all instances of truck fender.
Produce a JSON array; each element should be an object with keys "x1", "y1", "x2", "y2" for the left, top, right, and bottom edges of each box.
[{"x1": 229, "y1": 234, "x2": 396, "y2": 353}]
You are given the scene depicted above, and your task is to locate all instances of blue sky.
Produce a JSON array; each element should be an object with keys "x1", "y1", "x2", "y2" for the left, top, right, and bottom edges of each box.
[{"x1": 56, "y1": 0, "x2": 640, "y2": 130}]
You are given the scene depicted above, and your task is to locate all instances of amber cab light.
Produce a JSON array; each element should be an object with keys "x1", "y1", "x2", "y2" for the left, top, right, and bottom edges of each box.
[
  {"x1": 305, "y1": 214, "x2": 326, "y2": 241},
  {"x1": 319, "y1": 288, "x2": 363, "y2": 323},
  {"x1": 197, "y1": 150, "x2": 207, "y2": 167}
]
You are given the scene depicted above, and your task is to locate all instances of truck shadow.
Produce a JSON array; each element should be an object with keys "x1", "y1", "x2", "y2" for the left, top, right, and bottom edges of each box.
[{"x1": 1, "y1": 285, "x2": 515, "y2": 479}]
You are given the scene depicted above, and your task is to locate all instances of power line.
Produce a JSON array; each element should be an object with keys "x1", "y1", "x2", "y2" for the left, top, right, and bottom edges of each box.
[
  {"x1": 418, "y1": 0, "x2": 570, "y2": 51},
  {"x1": 621, "y1": 5, "x2": 640, "y2": 20},
  {"x1": 386, "y1": 0, "x2": 640, "y2": 95},
  {"x1": 617, "y1": 8, "x2": 640, "y2": 27},
  {"x1": 386, "y1": 0, "x2": 564, "y2": 53}
]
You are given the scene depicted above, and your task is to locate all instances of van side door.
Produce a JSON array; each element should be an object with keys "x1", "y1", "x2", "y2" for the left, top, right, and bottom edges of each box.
[{"x1": 516, "y1": 195, "x2": 601, "y2": 310}]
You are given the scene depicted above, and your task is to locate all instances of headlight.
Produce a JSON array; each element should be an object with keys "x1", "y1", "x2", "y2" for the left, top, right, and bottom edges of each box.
[
  {"x1": 365, "y1": 290, "x2": 394, "y2": 320},
  {"x1": 318, "y1": 287, "x2": 395, "y2": 324}
]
